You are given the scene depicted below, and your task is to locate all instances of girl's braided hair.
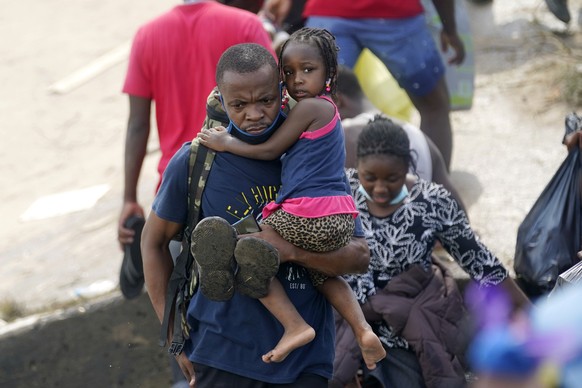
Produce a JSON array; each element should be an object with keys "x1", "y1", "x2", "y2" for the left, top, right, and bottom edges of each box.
[
  {"x1": 278, "y1": 27, "x2": 340, "y2": 97},
  {"x1": 357, "y1": 115, "x2": 417, "y2": 173}
]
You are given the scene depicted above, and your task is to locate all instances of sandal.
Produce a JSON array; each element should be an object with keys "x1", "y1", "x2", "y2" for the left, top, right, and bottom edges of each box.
[
  {"x1": 191, "y1": 216, "x2": 237, "y2": 301},
  {"x1": 234, "y1": 237, "x2": 280, "y2": 299},
  {"x1": 119, "y1": 215, "x2": 145, "y2": 300}
]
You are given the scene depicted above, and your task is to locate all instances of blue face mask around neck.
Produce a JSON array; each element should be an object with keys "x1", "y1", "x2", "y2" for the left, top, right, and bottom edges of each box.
[
  {"x1": 226, "y1": 109, "x2": 287, "y2": 144},
  {"x1": 358, "y1": 184, "x2": 409, "y2": 205},
  {"x1": 220, "y1": 83, "x2": 287, "y2": 145}
]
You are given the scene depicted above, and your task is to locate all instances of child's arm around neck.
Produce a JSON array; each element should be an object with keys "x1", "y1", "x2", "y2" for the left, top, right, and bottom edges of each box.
[{"x1": 198, "y1": 97, "x2": 335, "y2": 160}]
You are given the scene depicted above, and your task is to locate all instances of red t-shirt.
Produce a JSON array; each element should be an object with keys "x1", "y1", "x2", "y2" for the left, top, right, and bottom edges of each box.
[
  {"x1": 303, "y1": 0, "x2": 423, "y2": 19},
  {"x1": 123, "y1": 2, "x2": 273, "y2": 181}
]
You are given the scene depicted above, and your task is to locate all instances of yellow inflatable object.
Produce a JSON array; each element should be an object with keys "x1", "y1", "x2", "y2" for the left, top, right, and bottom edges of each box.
[{"x1": 353, "y1": 49, "x2": 413, "y2": 122}]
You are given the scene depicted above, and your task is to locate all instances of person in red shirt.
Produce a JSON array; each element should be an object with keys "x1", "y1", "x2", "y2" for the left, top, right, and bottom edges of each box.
[{"x1": 303, "y1": 0, "x2": 465, "y2": 172}]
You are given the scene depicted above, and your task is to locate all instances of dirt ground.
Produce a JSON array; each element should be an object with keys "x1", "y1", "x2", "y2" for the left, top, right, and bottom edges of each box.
[{"x1": 1, "y1": 0, "x2": 582, "y2": 380}]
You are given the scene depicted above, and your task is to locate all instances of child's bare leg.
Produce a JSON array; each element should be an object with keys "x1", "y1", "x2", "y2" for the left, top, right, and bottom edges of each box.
[
  {"x1": 319, "y1": 277, "x2": 386, "y2": 370},
  {"x1": 260, "y1": 278, "x2": 316, "y2": 363}
]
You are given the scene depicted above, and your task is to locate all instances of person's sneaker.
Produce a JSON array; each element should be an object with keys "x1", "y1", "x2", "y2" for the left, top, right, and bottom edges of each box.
[
  {"x1": 191, "y1": 216, "x2": 237, "y2": 301},
  {"x1": 234, "y1": 237, "x2": 280, "y2": 299},
  {"x1": 119, "y1": 215, "x2": 145, "y2": 300},
  {"x1": 545, "y1": 0, "x2": 571, "y2": 23}
]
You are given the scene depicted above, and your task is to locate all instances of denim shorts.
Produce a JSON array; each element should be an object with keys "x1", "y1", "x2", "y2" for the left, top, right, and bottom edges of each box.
[{"x1": 306, "y1": 15, "x2": 445, "y2": 97}]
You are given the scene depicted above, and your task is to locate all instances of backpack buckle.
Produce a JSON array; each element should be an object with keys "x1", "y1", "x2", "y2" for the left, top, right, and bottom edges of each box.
[{"x1": 168, "y1": 340, "x2": 185, "y2": 356}]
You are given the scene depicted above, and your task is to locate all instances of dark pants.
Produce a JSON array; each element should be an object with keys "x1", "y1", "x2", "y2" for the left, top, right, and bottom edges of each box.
[
  {"x1": 363, "y1": 348, "x2": 426, "y2": 388},
  {"x1": 193, "y1": 363, "x2": 328, "y2": 388},
  {"x1": 332, "y1": 310, "x2": 425, "y2": 388}
]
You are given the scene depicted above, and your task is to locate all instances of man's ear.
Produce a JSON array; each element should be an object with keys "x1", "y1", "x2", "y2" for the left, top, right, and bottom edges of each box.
[{"x1": 212, "y1": 87, "x2": 221, "y2": 102}]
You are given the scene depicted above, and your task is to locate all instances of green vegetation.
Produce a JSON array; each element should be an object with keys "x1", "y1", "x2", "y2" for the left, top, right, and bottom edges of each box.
[
  {"x1": 0, "y1": 298, "x2": 26, "y2": 322},
  {"x1": 562, "y1": 64, "x2": 582, "y2": 107}
]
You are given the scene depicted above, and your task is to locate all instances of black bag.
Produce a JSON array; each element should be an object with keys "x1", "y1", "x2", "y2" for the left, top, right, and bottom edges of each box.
[
  {"x1": 552, "y1": 260, "x2": 582, "y2": 294},
  {"x1": 514, "y1": 114, "x2": 582, "y2": 296}
]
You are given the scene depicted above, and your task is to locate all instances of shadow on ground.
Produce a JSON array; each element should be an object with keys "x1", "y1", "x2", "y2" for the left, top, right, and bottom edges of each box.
[
  {"x1": 0, "y1": 293, "x2": 172, "y2": 388},
  {"x1": 450, "y1": 170, "x2": 484, "y2": 211}
]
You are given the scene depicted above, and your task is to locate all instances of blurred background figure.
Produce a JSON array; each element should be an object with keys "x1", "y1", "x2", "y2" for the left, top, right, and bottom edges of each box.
[
  {"x1": 303, "y1": 0, "x2": 466, "y2": 170},
  {"x1": 467, "y1": 281, "x2": 582, "y2": 388}
]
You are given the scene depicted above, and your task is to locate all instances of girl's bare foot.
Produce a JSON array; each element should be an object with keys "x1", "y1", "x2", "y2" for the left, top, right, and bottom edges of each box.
[
  {"x1": 358, "y1": 328, "x2": 386, "y2": 370},
  {"x1": 262, "y1": 325, "x2": 316, "y2": 363}
]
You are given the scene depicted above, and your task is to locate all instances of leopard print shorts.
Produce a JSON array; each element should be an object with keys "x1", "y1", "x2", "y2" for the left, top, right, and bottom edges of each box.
[{"x1": 262, "y1": 209, "x2": 355, "y2": 287}]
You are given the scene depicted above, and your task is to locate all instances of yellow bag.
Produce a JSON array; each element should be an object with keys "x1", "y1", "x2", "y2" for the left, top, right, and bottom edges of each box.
[{"x1": 353, "y1": 49, "x2": 413, "y2": 122}]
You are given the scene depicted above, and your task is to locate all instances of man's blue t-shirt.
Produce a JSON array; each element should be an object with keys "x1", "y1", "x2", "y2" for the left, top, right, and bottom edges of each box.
[{"x1": 153, "y1": 142, "x2": 365, "y2": 383}]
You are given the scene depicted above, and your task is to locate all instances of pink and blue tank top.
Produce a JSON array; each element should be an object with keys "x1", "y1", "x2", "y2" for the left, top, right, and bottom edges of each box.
[{"x1": 262, "y1": 96, "x2": 358, "y2": 220}]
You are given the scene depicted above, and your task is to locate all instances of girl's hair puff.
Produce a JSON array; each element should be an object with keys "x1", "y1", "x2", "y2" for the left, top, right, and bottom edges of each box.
[
  {"x1": 357, "y1": 115, "x2": 417, "y2": 173},
  {"x1": 278, "y1": 27, "x2": 339, "y2": 96}
]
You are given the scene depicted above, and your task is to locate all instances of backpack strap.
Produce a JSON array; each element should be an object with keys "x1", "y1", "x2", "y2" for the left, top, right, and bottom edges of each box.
[
  {"x1": 159, "y1": 87, "x2": 225, "y2": 354},
  {"x1": 160, "y1": 138, "x2": 216, "y2": 354}
]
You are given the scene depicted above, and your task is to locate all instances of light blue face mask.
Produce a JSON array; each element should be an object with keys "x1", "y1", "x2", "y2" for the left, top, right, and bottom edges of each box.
[
  {"x1": 220, "y1": 82, "x2": 287, "y2": 145},
  {"x1": 358, "y1": 184, "x2": 408, "y2": 205},
  {"x1": 226, "y1": 109, "x2": 287, "y2": 144}
]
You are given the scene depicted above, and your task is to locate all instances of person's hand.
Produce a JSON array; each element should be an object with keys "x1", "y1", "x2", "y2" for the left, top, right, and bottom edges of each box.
[
  {"x1": 440, "y1": 31, "x2": 465, "y2": 65},
  {"x1": 245, "y1": 224, "x2": 296, "y2": 263},
  {"x1": 175, "y1": 352, "x2": 196, "y2": 387},
  {"x1": 259, "y1": 0, "x2": 291, "y2": 26},
  {"x1": 197, "y1": 126, "x2": 230, "y2": 152},
  {"x1": 118, "y1": 201, "x2": 145, "y2": 249},
  {"x1": 563, "y1": 131, "x2": 582, "y2": 152}
]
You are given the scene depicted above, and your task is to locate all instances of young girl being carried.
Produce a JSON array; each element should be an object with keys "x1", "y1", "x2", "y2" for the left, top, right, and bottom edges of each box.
[{"x1": 198, "y1": 27, "x2": 386, "y2": 368}]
